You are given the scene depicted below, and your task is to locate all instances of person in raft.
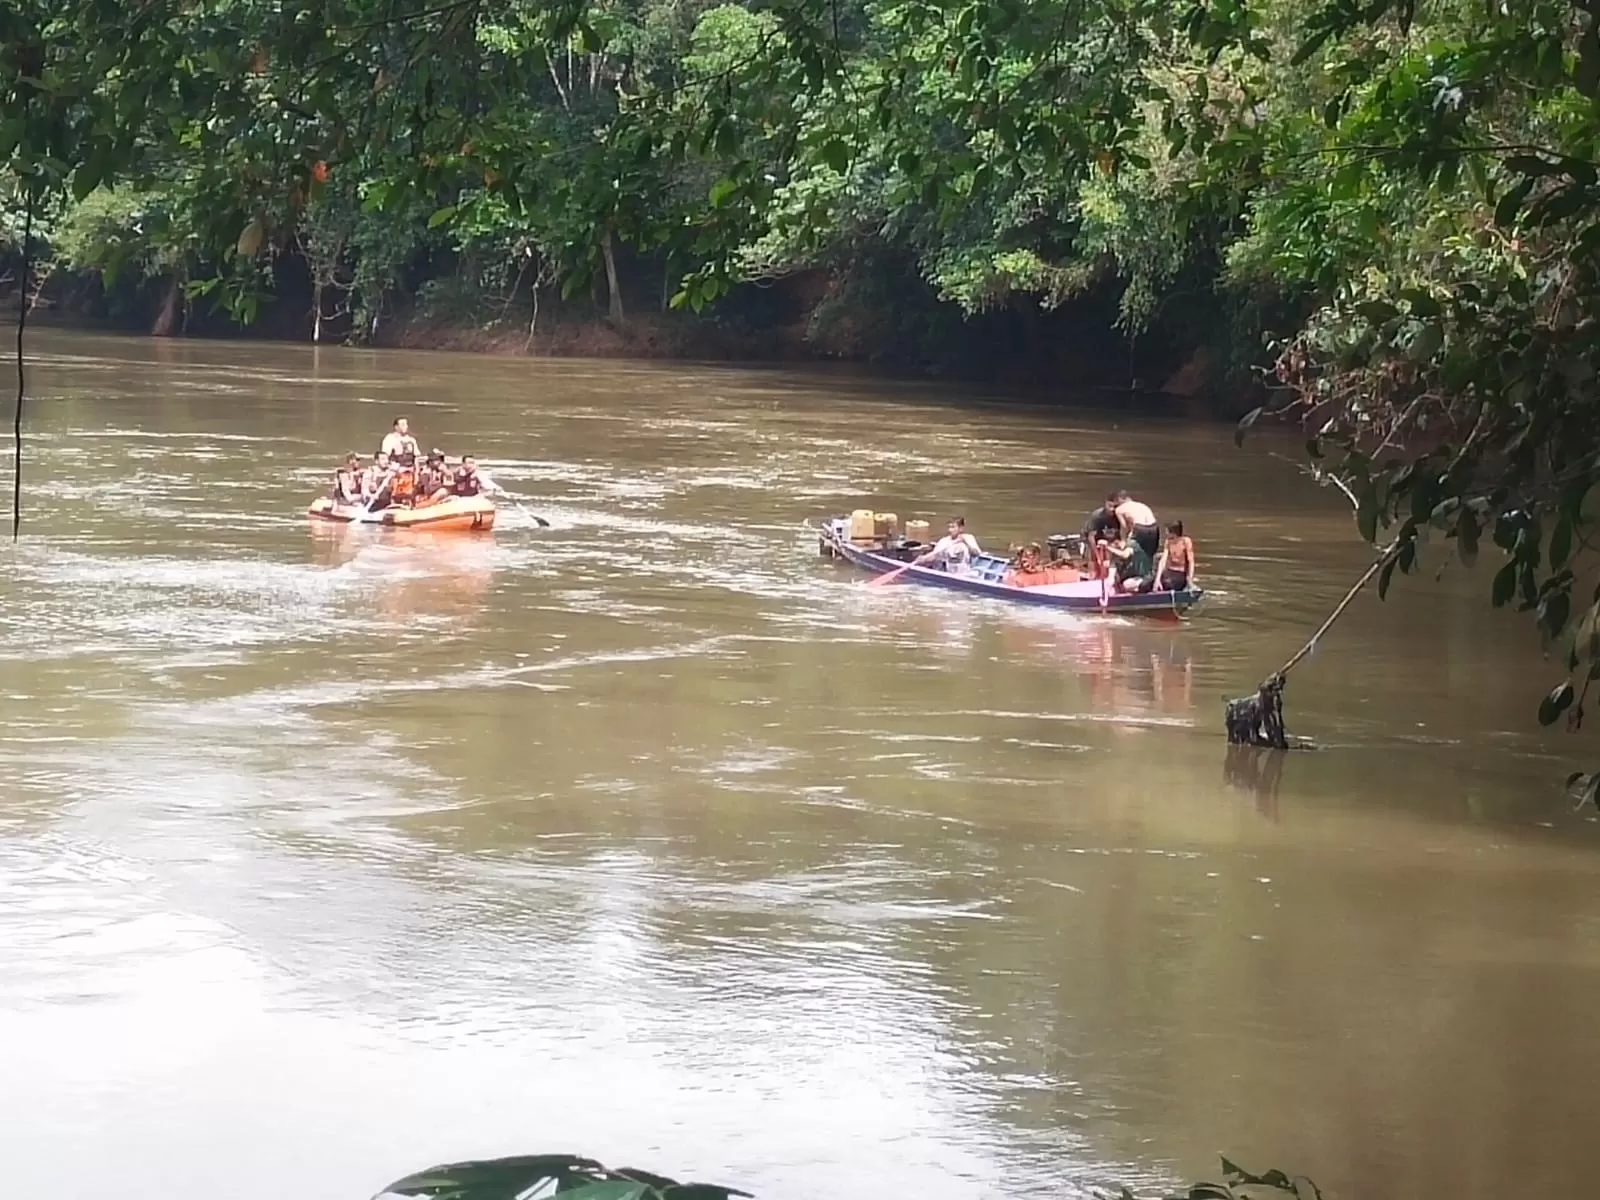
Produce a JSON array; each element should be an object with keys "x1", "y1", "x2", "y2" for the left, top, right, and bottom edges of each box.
[
  {"x1": 1109, "y1": 489, "x2": 1161, "y2": 559},
  {"x1": 912, "y1": 516, "x2": 982, "y2": 573},
  {"x1": 361, "y1": 451, "x2": 392, "y2": 500},
  {"x1": 415, "y1": 449, "x2": 449, "y2": 503},
  {"x1": 380, "y1": 417, "x2": 420, "y2": 465},
  {"x1": 332, "y1": 453, "x2": 364, "y2": 504},
  {"x1": 1152, "y1": 521, "x2": 1197, "y2": 591}
]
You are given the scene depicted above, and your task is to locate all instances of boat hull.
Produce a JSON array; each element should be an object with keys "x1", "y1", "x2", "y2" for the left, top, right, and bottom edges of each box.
[
  {"x1": 307, "y1": 495, "x2": 497, "y2": 532},
  {"x1": 817, "y1": 519, "x2": 1203, "y2": 617}
]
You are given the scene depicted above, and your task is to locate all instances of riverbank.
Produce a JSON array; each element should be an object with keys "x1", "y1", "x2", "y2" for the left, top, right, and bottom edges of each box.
[
  {"x1": 13, "y1": 258, "x2": 1242, "y2": 418},
  {"x1": 19, "y1": 301, "x2": 1238, "y2": 422}
]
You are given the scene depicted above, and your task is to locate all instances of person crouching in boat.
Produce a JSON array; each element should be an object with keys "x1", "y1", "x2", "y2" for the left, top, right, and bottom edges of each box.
[
  {"x1": 1152, "y1": 521, "x2": 1196, "y2": 592},
  {"x1": 1104, "y1": 533, "x2": 1155, "y2": 593},
  {"x1": 332, "y1": 453, "x2": 364, "y2": 505},
  {"x1": 912, "y1": 516, "x2": 981, "y2": 574}
]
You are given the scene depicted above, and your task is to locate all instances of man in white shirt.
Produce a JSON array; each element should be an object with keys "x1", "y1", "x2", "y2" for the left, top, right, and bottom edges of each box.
[
  {"x1": 913, "y1": 516, "x2": 982, "y2": 573},
  {"x1": 380, "y1": 417, "x2": 420, "y2": 464}
]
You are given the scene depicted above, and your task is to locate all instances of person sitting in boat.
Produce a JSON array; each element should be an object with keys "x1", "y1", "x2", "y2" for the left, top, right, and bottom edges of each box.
[
  {"x1": 381, "y1": 418, "x2": 420, "y2": 466},
  {"x1": 1110, "y1": 490, "x2": 1161, "y2": 559},
  {"x1": 361, "y1": 451, "x2": 392, "y2": 500},
  {"x1": 1104, "y1": 534, "x2": 1154, "y2": 593},
  {"x1": 912, "y1": 516, "x2": 981, "y2": 573},
  {"x1": 416, "y1": 449, "x2": 449, "y2": 504},
  {"x1": 1152, "y1": 520, "x2": 1197, "y2": 592},
  {"x1": 450, "y1": 455, "x2": 501, "y2": 498},
  {"x1": 332, "y1": 453, "x2": 364, "y2": 505}
]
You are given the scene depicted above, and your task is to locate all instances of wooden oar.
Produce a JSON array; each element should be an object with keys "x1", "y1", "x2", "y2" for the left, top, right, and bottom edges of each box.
[{"x1": 869, "y1": 560, "x2": 916, "y2": 587}]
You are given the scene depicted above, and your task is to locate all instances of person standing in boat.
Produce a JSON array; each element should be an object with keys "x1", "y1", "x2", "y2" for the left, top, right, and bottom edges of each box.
[
  {"x1": 912, "y1": 516, "x2": 982, "y2": 574},
  {"x1": 1110, "y1": 490, "x2": 1161, "y2": 559},
  {"x1": 381, "y1": 418, "x2": 420, "y2": 465},
  {"x1": 1082, "y1": 496, "x2": 1120, "y2": 544}
]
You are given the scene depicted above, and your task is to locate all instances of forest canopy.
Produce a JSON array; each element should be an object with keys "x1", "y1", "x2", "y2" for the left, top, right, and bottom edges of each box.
[{"x1": 6, "y1": 0, "x2": 1600, "y2": 734}]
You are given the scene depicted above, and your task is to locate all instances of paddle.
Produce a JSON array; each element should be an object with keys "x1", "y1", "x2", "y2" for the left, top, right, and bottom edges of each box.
[
  {"x1": 358, "y1": 474, "x2": 393, "y2": 522},
  {"x1": 489, "y1": 488, "x2": 550, "y2": 527},
  {"x1": 869, "y1": 560, "x2": 916, "y2": 586}
]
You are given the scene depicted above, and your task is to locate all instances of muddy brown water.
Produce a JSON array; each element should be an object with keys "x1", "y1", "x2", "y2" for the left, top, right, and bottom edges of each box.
[{"x1": 2, "y1": 330, "x2": 1597, "y2": 1200}]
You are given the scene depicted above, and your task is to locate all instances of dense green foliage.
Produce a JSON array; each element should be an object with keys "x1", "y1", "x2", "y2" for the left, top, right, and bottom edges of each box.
[{"x1": 7, "y1": 0, "x2": 1600, "y2": 729}]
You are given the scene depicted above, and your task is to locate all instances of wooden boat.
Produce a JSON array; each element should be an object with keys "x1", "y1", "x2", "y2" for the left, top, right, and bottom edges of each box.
[
  {"x1": 816, "y1": 516, "x2": 1203, "y2": 617},
  {"x1": 307, "y1": 493, "x2": 496, "y2": 532}
]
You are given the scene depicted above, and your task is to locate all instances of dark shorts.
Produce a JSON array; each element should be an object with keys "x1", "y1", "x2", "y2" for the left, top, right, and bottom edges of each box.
[
  {"x1": 1159, "y1": 569, "x2": 1189, "y2": 592},
  {"x1": 1132, "y1": 523, "x2": 1160, "y2": 558}
]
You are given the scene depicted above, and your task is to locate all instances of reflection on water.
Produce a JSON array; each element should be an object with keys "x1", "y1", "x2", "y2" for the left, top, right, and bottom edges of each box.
[{"x1": 2, "y1": 331, "x2": 1599, "y2": 1200}]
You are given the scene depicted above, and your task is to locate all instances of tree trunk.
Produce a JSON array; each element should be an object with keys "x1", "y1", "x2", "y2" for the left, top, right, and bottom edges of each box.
[
  {"x1": 312, "y1": 279, "x2": 325, "y2": 344},
  {"x1": 661, "y1": 257, "x2": 672, "y2": 313},
  {"x1": 602, "y1": 230, "x2": 625, "y2": 327},
  {"x1": 152, "y1": 278, "x2": 181, "y2": 337},
  {"x1": 526, "y1": 279, "x2": 540, "y2": 352}
]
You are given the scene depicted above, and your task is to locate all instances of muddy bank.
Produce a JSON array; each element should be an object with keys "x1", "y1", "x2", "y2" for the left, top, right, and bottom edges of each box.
[{"x1": 14, "y1": 276, "x2": 1248, "y2": 420}]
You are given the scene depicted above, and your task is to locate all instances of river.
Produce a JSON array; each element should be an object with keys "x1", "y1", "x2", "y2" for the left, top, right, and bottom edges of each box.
[{"x1": 2, "y1": 330, "x2": 1597, "y2": 1200}]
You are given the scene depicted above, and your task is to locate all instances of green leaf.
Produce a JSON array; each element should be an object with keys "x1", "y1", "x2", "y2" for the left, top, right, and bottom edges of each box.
[
  {"x1": 427, "y1": 205, "x2": 457, "y2": 230},
  {"x1": 1551, "y1": 515, "x2": 1575, "y2": 570},
  {"x1": 708, "y1": 178, "x2": 737, "y2": 208},
  {"x1": 1407, "y1": 321, "x2": 1444, "y2": 363},
  {"x1": 553, "y1": 1184, "x2": 650, "y2": 1200},
  {"x1": 1492, "y1": 560, "x2": 1517, "y2": 607},
  {"x1": 1378, "y1": 553, "x2": 1399, "y2": 599},
  {"x1": 820, "y1": 138, "x2": 850, "y2": 173},
  {"x1": 1400, "y1": 289, "x2": 1441, "y2": 318},
  {"x1": 1354, "y1": 300, "x2": 1397, "y2": 324},
  {"x1": 1234, "y1": 406, "x2": 1263, "y2": 447},
  {"x1": 1540, "y1": 590, "x2": 1572, "y2": 639},
  {"x1": 1457, "y1": 507, "x2": 1480, "y2": 566},
  {"x1": 1504, "y1": 154, "x2": 1557, "y2": 176},
  {"x1": 1494, "y1": 176, "x2": 1534, "y2": 227},
  {"x1": 1357, "y1": 497, "x2": 1379, "y2": 544},
  {"x1": 1538, "y1": 682, "x2": 1575, "y2": 726}
]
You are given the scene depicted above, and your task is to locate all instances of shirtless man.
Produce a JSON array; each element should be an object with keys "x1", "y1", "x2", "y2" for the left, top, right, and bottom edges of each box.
[
  {"x1": 1110, "y1": 490, "x2": 1160, "y2": 559},
  {"x1": 380, "y1": 418, "x2": 420, "y2": 465}
]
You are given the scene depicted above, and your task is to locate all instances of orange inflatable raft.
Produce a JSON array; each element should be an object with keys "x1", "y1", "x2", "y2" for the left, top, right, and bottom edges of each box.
[{"x1": 307, "y1": 494, "x2": 497, "y2": 532}]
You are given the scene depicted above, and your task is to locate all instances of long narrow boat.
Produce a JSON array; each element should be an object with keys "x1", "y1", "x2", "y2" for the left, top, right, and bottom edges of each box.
[
  {"x1": 816, "y1": 516, "x2": 1203, "y2": 617},
  {"x1": 307, "y1": 494, "x2": 497, "y2": 532}
]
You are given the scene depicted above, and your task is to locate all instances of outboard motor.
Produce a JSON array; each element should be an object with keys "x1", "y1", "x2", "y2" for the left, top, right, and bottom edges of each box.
[{"x1": 1047, "y1": 533, "x2": 1086, "y2": 564}]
